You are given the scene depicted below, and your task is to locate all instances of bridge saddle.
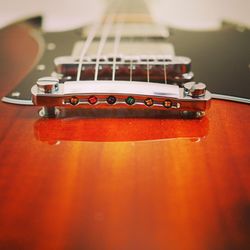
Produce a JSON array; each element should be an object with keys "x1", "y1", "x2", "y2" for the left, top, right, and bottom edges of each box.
[{"x1": 31, "y1": 77, "x2": 211, "y2": 118}]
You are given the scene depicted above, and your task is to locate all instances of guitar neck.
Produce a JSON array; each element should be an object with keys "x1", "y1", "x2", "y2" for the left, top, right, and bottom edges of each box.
[{"x1": 106, "y1": 0, "x2": 150, "y2": 16}]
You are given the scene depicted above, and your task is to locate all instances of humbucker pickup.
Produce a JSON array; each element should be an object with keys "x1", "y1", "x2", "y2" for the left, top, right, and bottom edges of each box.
[{"x1": 31, "y1": 77, "x2": 211, "y2": 118}]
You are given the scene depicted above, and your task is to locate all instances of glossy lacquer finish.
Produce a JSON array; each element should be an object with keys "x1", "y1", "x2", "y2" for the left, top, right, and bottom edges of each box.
[{"x1": 0, "y1": 24, "x2": 250, "y2": 250}]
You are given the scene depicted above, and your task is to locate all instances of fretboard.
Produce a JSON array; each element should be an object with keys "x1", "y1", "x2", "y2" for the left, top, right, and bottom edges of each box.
[{"x1": 106, "y1": 0, "x2": 150, "y2": 15}]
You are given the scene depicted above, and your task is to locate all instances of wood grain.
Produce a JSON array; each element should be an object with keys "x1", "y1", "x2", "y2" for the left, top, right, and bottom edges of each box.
[{"x1": 0, "y1": 24, "x2": 250, "y2": 250}]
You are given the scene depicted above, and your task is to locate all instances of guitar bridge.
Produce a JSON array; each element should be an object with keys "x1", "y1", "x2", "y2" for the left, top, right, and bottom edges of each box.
[
  {"x1": 54, "y1": 55, "x2": 194, "y2": 85},
  {"x1": 31, "y1": 77, "x2": 211, "y2": 118}
]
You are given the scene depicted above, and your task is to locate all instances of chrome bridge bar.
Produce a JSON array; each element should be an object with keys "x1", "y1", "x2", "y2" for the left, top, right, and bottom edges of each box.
[
  {"x1": 54, "y1": 55, "x2": 194, "y2": 85},
  {"x1": 31, "y1": 77, "x2": 211, "y2": 118}
]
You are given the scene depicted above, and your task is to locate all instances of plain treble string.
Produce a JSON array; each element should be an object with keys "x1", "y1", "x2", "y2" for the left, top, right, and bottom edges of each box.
[
  {"x1": 76, "y1": 21, "x2": 101, "y2": 81},
  {"x1": 94, "y1": 15, "x2": 114, "y2": 81},
  {"x1": 112, "y1": 22, "x2": 123, "y2": 81}
]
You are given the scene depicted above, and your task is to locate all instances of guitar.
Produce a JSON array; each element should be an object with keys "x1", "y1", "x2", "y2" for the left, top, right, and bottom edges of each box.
[{"x1": 0, "y1": 0, "x2": 249, "y2": 249}]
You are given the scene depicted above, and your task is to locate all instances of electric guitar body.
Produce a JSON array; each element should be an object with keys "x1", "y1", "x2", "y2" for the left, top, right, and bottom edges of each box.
[{"x1": 0, "y1": 4, "x2": 250, "y2": 250}]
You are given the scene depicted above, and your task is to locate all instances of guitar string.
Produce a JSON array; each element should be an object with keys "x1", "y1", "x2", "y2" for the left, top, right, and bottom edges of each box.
[
  {"x1": 130, "y1": 59, "x2": 133, "y2": 82},
  {"x1": 94, "y1": 15, "x2": 114, "y2": 81},
  {"x1": 128, "y1": 0, "x2": 136, "y2": 82},
  {"x1": 94, "y1": 0, "x2": 124, "y2": 81},
  {"x1": 147, "y1": 58, "x2": 150, "y2": 82},
  {"x1": 129, "y1": 30, "x2": 134, "y2": 83},
  {"x1": 76, "y1": 21, "x2": 101, "y2": 81},
  {"x1": 111, "y1": 0, "x2": 137, "y2": 83},
  {"x1": 112, "y1": 22, "x2": 123, "y2": 81},
  {"x1": 164, "y1": 63, "x2": 167, "y2": 84},
  {"x1": 112, "y1": 0, "x2": 133, "y2": 83},
  {"x1": 77, "y1": 0, "x2": 164, "y2": 83},
  {"x1": 76, "y1": 0, "x2": 117, "y2": 81}
]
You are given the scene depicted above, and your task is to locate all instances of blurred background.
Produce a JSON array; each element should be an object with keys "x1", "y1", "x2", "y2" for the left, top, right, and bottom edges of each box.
[{"x1": 0, "y1": 0, "x2": 250, "y2": 31}]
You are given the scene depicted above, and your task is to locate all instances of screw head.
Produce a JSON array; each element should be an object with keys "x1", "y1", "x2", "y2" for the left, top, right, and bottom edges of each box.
[
  {"x1": 88, "y1": 96, "x2": 98, "y2": 105},
  {"x1": 69, "y1": 96, "x2": 79, "y2": 105},
  {"x1": 163, "y1": 99, "x2": 172, "y2": 108},
  {"x1": 126, "y1": 96, "x2": 135, "y2": 105},
  {"x1": 37, "y1": 76, "x2": 59, "y2": 94},
  {"x1": 107, "y1": 96, "x2": 116, "y2": 105},
  {"x1": 144, "y1": 98, "x2": 154, "y2": 107}
]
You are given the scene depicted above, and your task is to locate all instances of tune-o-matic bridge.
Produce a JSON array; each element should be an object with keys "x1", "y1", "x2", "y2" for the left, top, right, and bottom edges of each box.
[
  {"x1": 31, "y1": 77, "x2": 211, "y2": 118},
  {"x1": 55, "y1": 55, "x2": 194, "y2": 85}
]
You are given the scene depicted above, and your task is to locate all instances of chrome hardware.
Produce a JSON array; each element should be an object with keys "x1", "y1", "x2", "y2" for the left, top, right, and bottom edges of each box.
[
  {"x1": 54, "y1": 55, "x2": 191, "y2": 67},
  {"x1": 37, "y1": 77, "x2": 59, "y2": 94},
  {"x1": 31, "y1": 79, "x2": 211, "y2": 118},
  {"x1": 83, "y1": 23, "x2": 170, "y2": 39},
  {"x1": 184, "y1": 82, "x2": 207, "y2": 97},
  {"x1": 54, "y1": 56, "x2": 193, "y2": 85},
  {"x1": 35, "y1": 77, "x2": 60, "y2": 117}
]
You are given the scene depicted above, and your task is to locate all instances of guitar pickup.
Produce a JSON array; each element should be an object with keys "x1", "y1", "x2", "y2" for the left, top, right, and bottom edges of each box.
[{"x1": 31, "y1": 77, "x2": 211, "y2": 118}]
